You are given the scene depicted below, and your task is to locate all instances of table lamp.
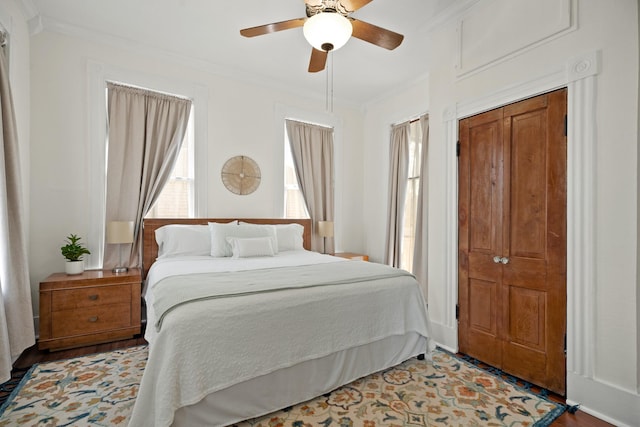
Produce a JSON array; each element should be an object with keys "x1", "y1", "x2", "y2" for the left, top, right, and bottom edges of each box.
[
  {"x1": 106, "y1": 221, "x2": 134, "y2": 273},
  {"x1": 317, "y1": 220, "x2": 334, "y2": 255}
]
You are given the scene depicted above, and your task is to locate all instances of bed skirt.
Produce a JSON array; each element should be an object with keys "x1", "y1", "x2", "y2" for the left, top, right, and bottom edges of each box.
[{"x1": 172, "y1": 332, "x2": 428, "y2": 427}]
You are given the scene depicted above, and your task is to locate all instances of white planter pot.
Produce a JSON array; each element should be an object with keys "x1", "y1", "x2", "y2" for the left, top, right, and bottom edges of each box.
[{"x1": 65, "y1": 260, "x2": 84, "y2": 275}]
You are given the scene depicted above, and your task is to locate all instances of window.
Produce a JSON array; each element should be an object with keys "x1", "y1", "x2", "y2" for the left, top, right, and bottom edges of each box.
[
  {"x1": 88, "y1": 65, "x2": 207, "y2": 269},
  {"x1": 284, "y1": 127, "x2": 310, "y2": 219},
  {"x1": 146, "y1": 108, "x2": 195, "y2": 218},
  {"x1": 401, "y1": 119, "x2": 423, "y2": 272}
]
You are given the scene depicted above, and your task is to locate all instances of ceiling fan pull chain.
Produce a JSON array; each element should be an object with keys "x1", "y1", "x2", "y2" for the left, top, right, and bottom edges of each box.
[
  {"x1": 329, "y1": 51, "x2": 333, "y2": 112},
  {"x1": 325, "y1": 51, "x2": 330, "y2": 112},
  {"x1": 331, "y1": 51, "x2": 335, "y2": 112},
  {"x1": 325, "y1": 51, "x2": 334, "y2": 113}
]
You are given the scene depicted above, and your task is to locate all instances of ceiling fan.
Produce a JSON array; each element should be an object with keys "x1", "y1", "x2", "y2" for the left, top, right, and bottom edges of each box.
[{"x1": 240, "y1": 0, "x2": 404, "y2": 73}]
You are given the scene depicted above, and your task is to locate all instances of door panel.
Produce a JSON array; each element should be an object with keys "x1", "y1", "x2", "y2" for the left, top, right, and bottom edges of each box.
[
  {"x1": 469, "y1": 121, "x2": 501, "y2": 253},
  {"x1": 458, "y1": 88, "x2": 567, "y2": 395},
  {"x1": 458, "y1": 109, "x2": 504, "y2": 368},
  {"x1": 469, "y1": 279, "x2": 497, "y2": 334},
  {"x1": 468, "y1": 278, "x2": 501, "y2": 366},
  {"x1": 509, "y1": 111, "x2": 547, "y2": 258},
  {"x1": 507, "y1": 285, "x2": 546, "y2": 350}
]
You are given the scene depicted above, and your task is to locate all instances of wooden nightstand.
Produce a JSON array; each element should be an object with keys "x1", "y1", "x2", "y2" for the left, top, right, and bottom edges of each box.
[
  {"x1": 39, "y1": 269, "x2": 142, "y2": 351},
  {"x1": 333, "y1": 252, "x2": 369, "y2": 261}
]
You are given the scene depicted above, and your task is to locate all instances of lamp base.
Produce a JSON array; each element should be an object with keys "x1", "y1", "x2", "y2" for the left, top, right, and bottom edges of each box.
[{"x1": 112, "y1": 266, "x2": 129, "y2": 274}]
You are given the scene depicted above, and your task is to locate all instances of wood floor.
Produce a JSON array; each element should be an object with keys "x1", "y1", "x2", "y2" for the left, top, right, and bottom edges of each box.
[{"x1": 10, "y1": 339, "x2": 614, "y2": 427}]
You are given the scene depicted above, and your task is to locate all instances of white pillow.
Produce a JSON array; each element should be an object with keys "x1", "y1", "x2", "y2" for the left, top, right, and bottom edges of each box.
[
  {"x1": 275, "y1": 223, "x2": 305, "y2": 251},
  {"x1": 209, "y1": 222, "x2": 278, "y2": 257},
  {"x1": 155, "y1": 224, "x2": 211, "y2": 258},
  {"x1": 226, "y1": 236, "x2": 275, "y2": 258},
  {"x1": 239, "y1": 222, "x2": 304, "y2": 252}
]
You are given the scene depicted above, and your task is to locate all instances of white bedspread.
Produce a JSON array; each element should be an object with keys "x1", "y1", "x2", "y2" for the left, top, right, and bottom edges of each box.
[{"x1": 129, "y1": 251, "x2": 433, "y2": 427}]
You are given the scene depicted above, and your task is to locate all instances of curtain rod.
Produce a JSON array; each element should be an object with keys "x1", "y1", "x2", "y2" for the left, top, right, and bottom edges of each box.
[
  {"x1": 106, "y1": 80, "x2": 191, "y2": 102},
  {"x1": 285, "y1": 118, "x2": 334, "y2": 130},
  {"x1": 393, "y1": 112, "x2": 428, "y2": 127}
]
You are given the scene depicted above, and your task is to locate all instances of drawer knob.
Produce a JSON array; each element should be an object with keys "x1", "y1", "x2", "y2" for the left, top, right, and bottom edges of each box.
[
  {"x1": 88, "y1": 316, "x2": 98, "y2": 322},
  {"x1": 88, "y1": 295, "x2": 99, "y2": 301}
]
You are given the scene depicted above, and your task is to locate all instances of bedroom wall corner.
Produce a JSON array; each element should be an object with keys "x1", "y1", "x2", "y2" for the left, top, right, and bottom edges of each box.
[{"x1": 361, "y1": 75, "x2": 429, "y2": 264}]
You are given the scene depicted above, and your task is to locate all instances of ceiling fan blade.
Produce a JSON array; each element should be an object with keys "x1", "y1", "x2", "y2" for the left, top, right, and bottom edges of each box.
[
  {"x1": 350, "y1": 18, "x2": 404, "y2": 50},
  {"x1": 308, "y1": 48, "x2": 328, "y2": 73},
  {"x1": 340, "y1": 0, "x2": 373, "y2": 12},
  {"x1": 240, "y1": 18, "x2": 306, "y2": 38}
]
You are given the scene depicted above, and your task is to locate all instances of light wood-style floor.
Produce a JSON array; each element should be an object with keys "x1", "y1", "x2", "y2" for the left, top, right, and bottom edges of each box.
[{"x1": 12, "y1": 339, "x2": 613, "y2": 427}]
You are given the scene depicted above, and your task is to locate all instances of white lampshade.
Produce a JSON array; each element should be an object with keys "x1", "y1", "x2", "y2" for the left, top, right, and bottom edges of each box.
[
  {"x1": 303, "y1": 12, "x2": 353, "y2": 52},
  {"x1": 106, "y1": 221, "x2": 134, "y2": 244},
  {"x1": 317, "y1": 220, "x2": 334, "y2": 238}
]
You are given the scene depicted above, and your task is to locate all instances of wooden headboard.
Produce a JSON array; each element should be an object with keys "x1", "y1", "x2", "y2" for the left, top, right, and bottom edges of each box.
[{"x1": 142, "y1": 218, "x2": 312, "y2": 277}]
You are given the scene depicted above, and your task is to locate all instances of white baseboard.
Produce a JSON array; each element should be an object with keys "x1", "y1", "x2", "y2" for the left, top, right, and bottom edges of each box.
[
  {"x1": 567, "y1": 373, "x2": 640, "y2": 427},
  {"x1": 429, "y1": 320, "x2": 458, "y2": 353}
]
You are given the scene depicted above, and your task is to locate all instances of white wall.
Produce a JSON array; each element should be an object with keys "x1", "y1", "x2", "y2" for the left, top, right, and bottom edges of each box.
[
  {"x1": 363, "y1": 0, "x2": 639, "y2": 425},
  {"x1": 28, "y1": 30, "x2": 365, "y2": 316}
]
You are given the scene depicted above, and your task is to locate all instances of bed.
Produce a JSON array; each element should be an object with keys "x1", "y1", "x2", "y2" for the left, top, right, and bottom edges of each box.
[{"x1": 128, "y1": 218, "x2": 435, "y2": 427}]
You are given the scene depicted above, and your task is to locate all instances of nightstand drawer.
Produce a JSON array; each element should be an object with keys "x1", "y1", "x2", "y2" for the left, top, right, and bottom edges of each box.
[
  {"x1": 51, "y1": 303, "x2": 131, "y2": 337},
  {"x1": 51, "y1": 284, "x2": 131, "y2": 311}
]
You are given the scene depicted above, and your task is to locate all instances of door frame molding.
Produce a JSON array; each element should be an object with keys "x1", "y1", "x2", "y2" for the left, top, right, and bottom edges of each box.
[{"x1": 442, "y1": 50, "x2": 600, "y2": 378}]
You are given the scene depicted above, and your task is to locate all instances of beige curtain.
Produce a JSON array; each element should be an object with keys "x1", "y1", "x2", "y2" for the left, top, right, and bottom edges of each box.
[
  {"x1": 105, "y1": 83, "x2": 192, "y2": 269},
  {"x1": 412, "y1": 115, "x2": 429, "y2": 299},
  {"x1": 285, "y1": 120, "x2": 334, "y2": 253},
  {"x1": 384, "y1": 122, "x2": 410, "y2": 267},
  {"x1": 0, "y1": 33, "x2": 35, "y2": 383}
]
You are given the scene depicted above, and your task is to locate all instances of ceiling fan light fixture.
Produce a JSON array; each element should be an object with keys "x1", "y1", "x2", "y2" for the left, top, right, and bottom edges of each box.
[{"x1": 303, "y1": 12, "x2": 353, "y2": 52}]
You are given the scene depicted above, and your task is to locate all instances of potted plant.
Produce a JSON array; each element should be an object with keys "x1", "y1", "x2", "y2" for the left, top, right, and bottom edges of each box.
[{"x1": 61, "y1": 234, "x2": 91, "y2": 275}]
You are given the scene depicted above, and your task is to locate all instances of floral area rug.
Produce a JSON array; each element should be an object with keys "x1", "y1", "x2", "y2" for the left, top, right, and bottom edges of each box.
[
  {"x1": 0, "y1": 345, "x2": 147, "y2": 426},
  {"x1": 235, "y1": 350, "x2": 566, "y2": 427},
  {"x1": 0, "y1": 366, "x2": 28, "y2": 409},
  {"x1": 0, "y1": 345, "x2": 565, "y2": 426}
]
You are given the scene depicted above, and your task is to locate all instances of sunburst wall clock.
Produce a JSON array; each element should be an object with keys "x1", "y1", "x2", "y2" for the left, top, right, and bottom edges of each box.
[{"x1": 221, "y1": 155, "x2": 261, "y2": 195}]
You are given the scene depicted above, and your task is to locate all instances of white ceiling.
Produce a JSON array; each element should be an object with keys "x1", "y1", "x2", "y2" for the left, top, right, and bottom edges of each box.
[{"x1": 26, "y1": 0, "x2": 473, "y2": 105}]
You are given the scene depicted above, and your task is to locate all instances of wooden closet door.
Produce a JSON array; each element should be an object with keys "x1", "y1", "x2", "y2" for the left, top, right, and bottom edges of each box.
[{"x1": 458, "y1": 88, "x2": 567, "y2": 395}]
